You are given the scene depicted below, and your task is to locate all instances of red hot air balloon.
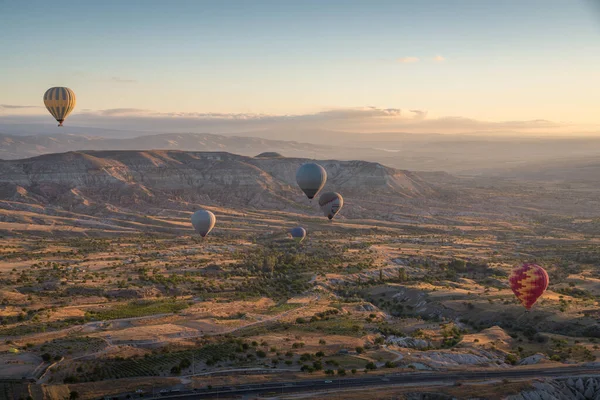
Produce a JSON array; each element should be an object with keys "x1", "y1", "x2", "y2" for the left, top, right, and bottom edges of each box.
[{"x1": 509, "y1": 263, "x2": 549, "y2": 310}]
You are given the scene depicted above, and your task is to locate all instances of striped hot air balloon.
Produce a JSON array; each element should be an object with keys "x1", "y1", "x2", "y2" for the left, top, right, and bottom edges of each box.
[
  {"x1": 43, "y1": 87, "x2": 76, "y2": 126},
  {"x1": 509, "y1": 263, "x2": 549, "y2": 310}
]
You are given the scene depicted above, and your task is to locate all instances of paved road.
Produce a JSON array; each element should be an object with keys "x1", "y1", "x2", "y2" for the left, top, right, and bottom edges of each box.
[{"x1": 120, "y1": 366, "x2": 600, "y2": 400}]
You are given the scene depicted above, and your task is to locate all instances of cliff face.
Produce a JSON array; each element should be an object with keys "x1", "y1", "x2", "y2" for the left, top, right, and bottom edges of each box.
[
  {"x1": 507, "y1": 377, "x2": 600, "y2": 400},
  {"x1": 0, "y1": 150, "x2": 441, "y2": 217}
]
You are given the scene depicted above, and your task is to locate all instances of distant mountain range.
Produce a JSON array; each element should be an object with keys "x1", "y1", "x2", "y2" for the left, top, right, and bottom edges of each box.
[
  {"x1": 0, "y1": 132, "x2": 341, "y2": 160},
  {"x1": 4, "y1": 129, "x2": 600, "y2": 176}
]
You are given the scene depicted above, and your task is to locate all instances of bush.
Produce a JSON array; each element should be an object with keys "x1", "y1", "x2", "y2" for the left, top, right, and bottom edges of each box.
[
  {"x1": 355, "y1": 346, "x2": 364, "y2": 354},
  {"x1": 505, "y1": 354, "x2": 519, "y2": 365},
  {"x1": 365, "y1": 362, "x2": 377, "y2": 370}
]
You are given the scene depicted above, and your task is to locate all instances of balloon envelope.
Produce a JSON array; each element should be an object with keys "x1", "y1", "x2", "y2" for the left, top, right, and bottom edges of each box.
[
  {"x1": 191, "y1": 210, "x2": 216, "y2": 237},
  {"x1": 296, "y1": 163, "x2": 327, "y2": 199},
  {"x1": 509, "y1": 263, "x2": 549, "y2": 310},
  {"x1": 290, "y1": 227, "x2": 307, "y2": 243},
  {"x1": 318, "y1": 192, "x2": 343, "y2": 220},
  {"x1": 43, "y1": 87, "x2": 76, "y2": 126}
]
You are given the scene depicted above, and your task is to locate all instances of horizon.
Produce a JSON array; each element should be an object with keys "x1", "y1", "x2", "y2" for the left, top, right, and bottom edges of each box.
[{"x1": 2, "y1": 0, "x2": 600, "y2": 135}]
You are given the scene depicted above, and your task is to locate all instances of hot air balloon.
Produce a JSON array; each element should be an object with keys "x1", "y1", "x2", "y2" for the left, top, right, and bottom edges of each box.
[
  {"x1": 290, "y1": 227, "x2": 307, "y2": 243},
  {"x1": 43, "y1": 87, "x2": 76, "y2": 126},
  {"x1": 296, "y1": 163, "x2": 327, "y2": 200},
  {"x1": 509, "y1": 263, "x2": 549, "y2": 310},
  {"x1": 318, "y1": 192, "x2": 343, "y2": 220},
  {"x1": 191, "y1": 210, "x2": 216, "y2": 237}
]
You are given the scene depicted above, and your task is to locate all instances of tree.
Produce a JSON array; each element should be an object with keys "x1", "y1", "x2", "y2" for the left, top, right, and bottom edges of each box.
[
  {"x1": 41, "y1": 353, "x2": 51, "y2": 362},
  {"x1": 69, "y1": 392, "x2": 79, "y2": 400},
  {"x1": 170, "y1": 365, "x2": 181, "y2": 375},
  {"x1": 398, "y1": 267, "x2": 408, "y2": 282},
  {"x1": 505, "y1": 354, "x2": 519, "y2": 365},
  {"x1": 179, "y1": 358, "x2": 191, "y2": 369},
  {"x1": 355, "y1": 346, "x2": 364, "y2": 354},
  {"x1": 365, "y1": 362, "x2": 377, "y2": 370}
]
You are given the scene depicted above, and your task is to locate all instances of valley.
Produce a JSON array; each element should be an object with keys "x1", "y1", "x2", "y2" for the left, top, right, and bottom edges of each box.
[{"x1": 0, "y1": 151, "x2": 600, "y2": 399}]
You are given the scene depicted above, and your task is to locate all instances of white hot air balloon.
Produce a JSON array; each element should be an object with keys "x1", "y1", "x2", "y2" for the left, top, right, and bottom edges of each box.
[{"x1": 191, "y1": 210, "x2": 216, "y2": 237}]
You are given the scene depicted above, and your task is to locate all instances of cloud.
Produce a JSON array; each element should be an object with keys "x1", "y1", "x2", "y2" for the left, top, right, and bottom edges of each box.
[
  {"x1": 309, "y1": 107, "x2": 402, "y2": 120},
  {"x1": 409, "y1": 110, "x2": 428, "y2": 120},
  {"x1": 98, "y1": 108, "x2": 153, "y2": 116},
  {"x1": 0, "y1": 104, "x2": 40, "y2": 109},
  {"x1": 397, "y1": 57, "x2": 419, "y2": 64},
  {"x1": 111, "y1": 77, "x2": 137, "y2": 83},
  {"x1": 1, "y1": 106, "x2": 576, "y2": 136},
  {"x1": 432, "y1": 55, "x2": 446, "y2": 63}
]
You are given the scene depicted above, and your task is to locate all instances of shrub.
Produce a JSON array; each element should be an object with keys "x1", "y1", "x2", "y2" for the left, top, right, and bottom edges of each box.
[{"x1": 505, "y1": 354, "x2": 519, "y2": 365}]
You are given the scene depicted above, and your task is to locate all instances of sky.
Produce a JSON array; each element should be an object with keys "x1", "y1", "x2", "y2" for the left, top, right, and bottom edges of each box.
[{"x1": 1, "y1": 0, "x2": 599, "y2": 134}]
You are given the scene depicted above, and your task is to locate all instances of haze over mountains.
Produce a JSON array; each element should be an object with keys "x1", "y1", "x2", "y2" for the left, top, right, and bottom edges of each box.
[{"x1": 4, "y1": 127, "x2": 600, "y2": 178}]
